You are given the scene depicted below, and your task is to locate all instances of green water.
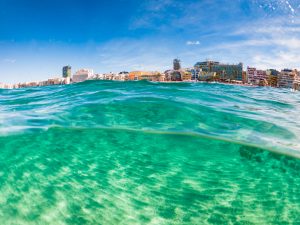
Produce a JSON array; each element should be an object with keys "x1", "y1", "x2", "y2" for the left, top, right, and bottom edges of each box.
[{"x1": 0, "y1": 81, "x2": 300, "y2": 224}]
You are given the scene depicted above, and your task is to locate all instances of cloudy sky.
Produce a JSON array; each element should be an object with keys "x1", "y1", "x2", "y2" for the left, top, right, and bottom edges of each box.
[{"x1": 0, "y1": 0, "x2": 300, "y2": 83}]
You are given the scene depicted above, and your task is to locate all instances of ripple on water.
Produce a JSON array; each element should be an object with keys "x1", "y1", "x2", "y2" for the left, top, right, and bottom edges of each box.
[
  {"x1": 0, "y1": 127, "x2": 299, "y2": 224},
  {"x1": 0, "y1": 81, "x2": 300, "y2": 224}
]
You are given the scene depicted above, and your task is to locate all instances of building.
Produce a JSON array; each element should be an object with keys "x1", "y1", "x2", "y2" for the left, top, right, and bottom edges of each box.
[
  {"x1": 102, "y1": 72, "x2": 117, "y2": 80},
  {"x1": 242, "y1": 71, "x2": 247, "y2": 83},
  {"x1": 128, "y1": 71, "x2": 161, "y2": 81},
  {"x1": 163, "y1": 70, "x2": 181, "y2": 81},
  {"x1": 266, "y1": 69, "x2": 279, "y2": 87},
  {"x1": 257, "y1": 70, "x2": 268, "y2": 86},
  {"x1": 38, "y1": 80, "x2": 49, "y2": 86},
  {"x1": 129, "y1": 71, "x2": 144, "y2": 80},
  {"x1": 190, "y1": 69, "x2": 199, "y2": 80},
  {"x1": 47, "y1": 77, "x2": 69, "y2": 85},
  {"x1": 248, "y1": 67, "x2": 277, "y2": 86},
  {"x1": 92, "y1": 74, "x2": 105, "y2": 80},
  {"x1": 118, "y1": 71, "x2": 129, "y2": 81},
  {"x1": 101, "y1": 72, "x2": 129, "y2": 81},
  {"x1": 195, "y1": 61, "x2": 243, "y2": 81},
  {"x1": 293, "y1": 74, "x2": 300, "y2": 90},
  {"x1": 0, "y1": 76, "x2": 71, "y2": 89},
  {"x1": 194, "y1": 61, "x2": 215, "y2": 71},
  {"x1": 164, "y1": 70, "x2": 171, "y2": 81},
  {"x1": 188, "y1": 68, "x2": 216, "y2": 81},
  {"x1": 247, "y1": 67, "x2": 257, "y2": 84},
  {"x1": 158, "y1": 73, "x2": 166, "y2": 82},
  {"x1": 188, "y1": 68, "x2": 202, "y2": 80},
  {"x1": 278, "y1": 69, "x2": 298, "y2": 88},
  {"x1": 181, "y1": 71, "x2": 192, "y2": 81},
  {"x1": 0, "y1": 83, "x2": 13, "y2": 89},
  {"x1": 173, "y1": 59, "x2": 181, "y2": 70},
  {"x1": 140, "y1": 72, "x2": 161, "y2": 81},
  {"x1": 215, "y1": 63, "x2": 243, "y2": 81},
  {"x1": 247, "y1": 67, "x2": 267, "y2": 85},
  {"x1": 62, "y1": 65, "x2": 72, "y2": 78},
  {"x1": 72, "y1": 69, "x2": 94, "y2": 83},
  {"x1": 198, "y1": 71, "x2": 217, "y2": 81},
  {"x1": 64, "y1": 77, "x2": 71, "y2": 84},
  {"x1": 256, "y1": 70, "x2": 267, "y2": 81}
]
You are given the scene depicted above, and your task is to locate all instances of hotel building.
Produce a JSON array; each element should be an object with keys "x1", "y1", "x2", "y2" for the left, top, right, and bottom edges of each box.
[
  {"x1": 72, "y1": 69, "x2": 94, "y2": 83},
  {"x1": 195, "y1": 61, "x2": 243, "y2": 81},
  {"x1": 173, "y1": 59, "x2": 181, "y2": 71}
]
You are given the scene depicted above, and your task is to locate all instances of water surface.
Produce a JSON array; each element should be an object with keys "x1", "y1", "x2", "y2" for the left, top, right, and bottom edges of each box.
[{"x1": 0, "y1": 81, "x2": 300, "y2": 224}]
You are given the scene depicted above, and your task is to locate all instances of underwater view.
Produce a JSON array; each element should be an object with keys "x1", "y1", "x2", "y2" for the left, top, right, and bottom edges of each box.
[{"x1": 0, "y1": 81, "x2": 300, "y2": 224}]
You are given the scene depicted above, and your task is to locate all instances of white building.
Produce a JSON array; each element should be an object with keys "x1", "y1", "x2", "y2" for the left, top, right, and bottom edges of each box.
[
  {"x1": 0, "y1": 83, "x2": 13, "y2": 89},
  {"x1": 103, "y1": 72, "x2": 117, "y2": 80},
  {"x1": 72, "y1": 69, "x2": 94, "y2": 83},
  {"x1": 93, "y1": 74, "x2": 105, "y2": 80},
  {"x1": 118, "y1": 71, "x2": 129, "y2": 81}
]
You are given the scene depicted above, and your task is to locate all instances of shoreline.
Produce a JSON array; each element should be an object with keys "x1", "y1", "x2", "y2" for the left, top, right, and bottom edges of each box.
[
  {"x1": 0, "y1": 79, "x2": 271, "y2": 90},
  {"x1": 1, "y1": 80, "x2": 255, "y2": 89},
  {"x1": 1, "y1": 78, "x2": 298, "y2": 91}
]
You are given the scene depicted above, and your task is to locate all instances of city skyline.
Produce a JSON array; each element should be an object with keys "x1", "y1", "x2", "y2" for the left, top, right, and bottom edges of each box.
[
  {"x1": 1, "y1": 59, "x2": 299, "y2": 91},
  {"x1": 1, "y1": 0, "x2": 300, "y2": 83}
]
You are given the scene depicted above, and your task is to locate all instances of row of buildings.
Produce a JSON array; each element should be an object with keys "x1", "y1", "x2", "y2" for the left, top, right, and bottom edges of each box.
[
  {"x1": 1, "y1": 60, "x2": 300, "y2": 90},
  {"x1": 0, "y1": 77, "x2": 71, "y2": 89},
  {"x1": 85, "y1": 60, "x2": 244, "y2": 83},
  {"x1": 247, "y1": 67, "x2": 300, "y2": 89}
]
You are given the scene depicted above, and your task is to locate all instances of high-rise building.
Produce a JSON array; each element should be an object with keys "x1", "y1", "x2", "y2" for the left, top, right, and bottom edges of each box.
[
  {"x1": 63, "y1": 66, "x2": 72, "y2": 78},
  {"x1": 173, "y1": 59, "x2": 181, "y2": 70},
  {"x1": 194, "y1": 61, "x2": 219, "y2": 72}
]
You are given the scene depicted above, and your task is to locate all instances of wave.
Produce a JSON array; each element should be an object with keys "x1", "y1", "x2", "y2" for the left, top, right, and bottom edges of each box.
[
  {"x1": 0, "y1": 80, "x2": 300, "y2": 157},
  {"x1": 1, "y1": 81, "x2": 300, "y2": 223}
]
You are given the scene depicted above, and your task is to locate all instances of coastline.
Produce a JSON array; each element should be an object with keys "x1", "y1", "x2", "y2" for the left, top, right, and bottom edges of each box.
[{"x1": 0, "y1": 79, "x2": 275, "y2": 90}]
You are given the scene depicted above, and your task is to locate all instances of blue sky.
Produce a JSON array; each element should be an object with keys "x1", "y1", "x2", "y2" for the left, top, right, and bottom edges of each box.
[{"x1": 0, "y1": 0, "x2": 300, "y2": 83}]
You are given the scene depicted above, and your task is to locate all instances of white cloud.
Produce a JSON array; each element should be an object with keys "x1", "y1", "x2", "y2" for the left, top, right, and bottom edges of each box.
[
  {"x1": 3, "y1": 58, "x2": 16, "y2": 63},
  {"x1": 95, "y1": 38, "x2": 175, "y2": 72},
  {"x1": 190, "y1": 14, "x2": 300, "y2": 70},
  {"x1": 251, "y1": 51, "x2": 300, "y2": 69},
  {"x1": 251, "y1": 0, "x2": 299, "y2": 16},
  {"x1": 186, "y1": 41, "x2": 200, "y2": 45}
]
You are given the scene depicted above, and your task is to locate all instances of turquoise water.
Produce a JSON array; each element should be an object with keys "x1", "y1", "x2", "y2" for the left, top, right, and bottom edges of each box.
[{"x1": 0, "y1": 81, "x2": 300, "y2": 224}]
